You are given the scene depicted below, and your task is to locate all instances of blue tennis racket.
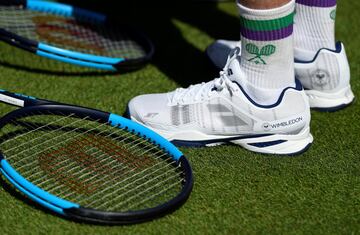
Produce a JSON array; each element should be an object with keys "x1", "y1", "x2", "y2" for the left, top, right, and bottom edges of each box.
[
  {"x1": 0, "y1": 0, "x2": 154, "y2": 71},
  {"x1": 0, "y1": 89, "x2": 193, "y2": 224}
]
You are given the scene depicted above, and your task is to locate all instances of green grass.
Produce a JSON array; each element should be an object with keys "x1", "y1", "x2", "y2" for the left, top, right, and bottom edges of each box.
[{"x1": 0, "y1": 1, "x2": 359, "y2": 234}]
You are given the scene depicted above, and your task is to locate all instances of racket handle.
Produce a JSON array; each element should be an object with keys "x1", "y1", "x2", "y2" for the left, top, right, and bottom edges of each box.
[{"x1": 0, "y1": 89, "x2": 53, "y2": 107}]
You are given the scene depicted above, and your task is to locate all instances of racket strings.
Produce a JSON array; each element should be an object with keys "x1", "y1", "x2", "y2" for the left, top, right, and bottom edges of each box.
[
  {"x1": 57, "y1": 130, "x2": 181, "y2": 209},
  {"x1": 0, "y1": 5, "x2": 147, "y2": 58},
  {"x1": 3, "y1": 112, "x2": 156, "y2": 176},
  {"x1": 5, "y1": 115, "x2": 101, "y2": 169},
  {"x1": 4, "y1": 113, "x2": 90, "y2": 157},
  {"x1": 23, "y1": 119, "x2": 121, "y2": 184},
  {"x1": 126, "y1": 179, "x2": 184, "y2": 211},
  {"x1": 11, "y1": 116, "x2": 142, "y2": 189},
  {"x1": 0, "y1": 112, "x2": 77, "y2": 149},
  {"x1": 72, "y1": 137, "x2": 177, "y2": 191},
  {"x1": 34, "y1": 124, "x2": 150, "y2": 193},
  {"x1": 105, "y1": 175, "x2": 182, "y2": 211},
  {"x1": 0, "y1": 112, "x2": 185, "y2": 211},
  {"x1": 94, "y1": 165, "x2": 182, "y2": 210},
  {"x1": 60, "y1": 146, "x2": 170, "y2": 201},
  {"x1": 83, "y1": 154, "x2": 179, "y2": 206},
  {"x1": 31, "y1": 124, "x2": 163, "y2": 196}
]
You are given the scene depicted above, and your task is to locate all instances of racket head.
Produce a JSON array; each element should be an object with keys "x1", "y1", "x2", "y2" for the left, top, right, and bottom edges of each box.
[
  {"x1": 0, "y1": 0, "x2": 154, "y2": 71},
  {"x1": 0, "y1": 104, "x2": 192, "y2": 224}
]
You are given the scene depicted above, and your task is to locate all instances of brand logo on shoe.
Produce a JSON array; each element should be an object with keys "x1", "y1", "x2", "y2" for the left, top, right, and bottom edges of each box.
[
  {"x1": 312, "y1": 70, "x2": 329, "y2": 86},
  {"x1": 330, "y1": 9, "x2": 336, "y2": 20},
  {"x1": 263, "y1": 117, "x2": 303, "y2": 130},
  {"x1": 227, "y1": 68, "x2": 233, "y2": 76},
  {"x1": 245, "y1": 43, "x2": 276, "y2": 65},
  {"x1": 262, "y1": 122, "x2": 271, "y2": 131},
  {"x1": 144, "y1": 113, "x2": 159, "y2": 119}
]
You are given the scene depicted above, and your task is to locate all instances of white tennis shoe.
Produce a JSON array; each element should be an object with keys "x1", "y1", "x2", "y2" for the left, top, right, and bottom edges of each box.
[
  {"x1": 127, "y1": 49, "x2": 313, "y2": 155},
  {"x1": 206, "y1": 40, "x2": 354, "y2": 111}
]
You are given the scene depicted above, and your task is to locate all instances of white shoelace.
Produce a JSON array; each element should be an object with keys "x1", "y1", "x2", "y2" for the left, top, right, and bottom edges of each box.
[{"x1": 171, "y1": 49, "x2": 241, "y2": 104}]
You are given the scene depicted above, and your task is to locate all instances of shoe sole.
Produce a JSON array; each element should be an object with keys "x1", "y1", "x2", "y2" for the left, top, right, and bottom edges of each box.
[
  {"x1": 172, "y1": 127, "x2": 313, "y2": 156},
  {"x1": 229, "y1": 127, "x2": 313, "y2": 156},
  {"x1": 306, "y1": 85, "x2": 355, "y2": 111},
  {"x1": 129, "y1": 114, "x2": 313, "y2": 156}
]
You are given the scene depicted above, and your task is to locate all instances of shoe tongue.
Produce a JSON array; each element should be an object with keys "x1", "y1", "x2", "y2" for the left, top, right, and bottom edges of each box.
[{"x1": 224, "y1": 55, "x2": 241, "y2": 82}]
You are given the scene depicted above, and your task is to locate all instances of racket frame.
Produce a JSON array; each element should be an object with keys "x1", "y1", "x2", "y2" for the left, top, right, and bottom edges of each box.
[
  {"x1": 0, "y1": 0, "x2": 155, "y2": 71},
  {"x1": 0, "y1": 90, "x2": 193, "y2": 224}
]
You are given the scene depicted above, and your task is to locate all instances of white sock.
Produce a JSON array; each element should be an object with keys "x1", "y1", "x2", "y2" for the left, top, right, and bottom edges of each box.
[
  {"x1": 236, "y1": 0, "x2": 295, "y2": 105},
  {"x1": 294, "y1": 0, "x2": 336, "y2": 61}
]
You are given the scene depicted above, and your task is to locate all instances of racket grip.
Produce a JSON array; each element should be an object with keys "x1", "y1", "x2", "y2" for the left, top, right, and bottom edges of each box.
[{"x1": 0, "y1": 89, "x2": 53, "y2": 107}]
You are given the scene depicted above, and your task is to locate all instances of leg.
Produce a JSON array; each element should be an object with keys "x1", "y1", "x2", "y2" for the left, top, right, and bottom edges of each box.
[
  {"x1": 239, "y1": 0, "x2": 290, "y2": 9},
  {"x1": 294, "y1": 0, "x2": 336, "y2": 60},
  {"x1": 206, "y1": 0, "x2": 354, "y2": 111},
  {"x1": 294, "y1": 0, "x2": 354, "y2": 110},
  {"x1": 236, "y1": 0, "x2": 295, "y2": 104}
]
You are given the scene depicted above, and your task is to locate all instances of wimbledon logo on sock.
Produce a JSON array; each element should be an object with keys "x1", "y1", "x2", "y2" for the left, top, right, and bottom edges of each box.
[
  {"x1": 330, "y1": 9, "x2": 336, "y2": 20},
  {"x1": 245, "y1": 43, "x2": 276, "y2": 65}
]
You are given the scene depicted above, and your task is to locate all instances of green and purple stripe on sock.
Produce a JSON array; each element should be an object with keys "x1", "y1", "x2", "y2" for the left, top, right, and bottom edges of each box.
[
  {"x1": 296, "y1": 0, "x2": 336, "y2": 7},
  {"x1": 240, "y1": 12, "x2": 294, "y2": 41}
]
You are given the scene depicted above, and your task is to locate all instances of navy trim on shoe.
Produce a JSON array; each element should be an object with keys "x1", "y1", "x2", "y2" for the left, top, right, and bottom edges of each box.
[
  {"x1": 256, "y1": 142, "x2": 312, "y2": 157},
  {"x1": 312, "y1": 99, "x2": 355, "y2": 112},
  {"x1": 248, "y1": 140, "x2": 287, "y2": 148},
  {"x1": 232, "y1": 79, "x2": 303, "y2": 109},
  {"x1": 294, "y1": 41, "x2": 342, "y2": 64},
  {"x1": 171, "y1": 133, "x2": 274, "y2": 147}
]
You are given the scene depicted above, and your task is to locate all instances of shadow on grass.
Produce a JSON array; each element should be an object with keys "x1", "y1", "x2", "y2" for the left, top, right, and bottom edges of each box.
[
  {"x1": 69, "y1": 1, "x2": 240, "y2": 86},
  {"x1": 0, "y1": 176, "x2": 68, "y2": 220},
  {"x1": 1, "y1": 175, "x2": 128, "y2": 226}
]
